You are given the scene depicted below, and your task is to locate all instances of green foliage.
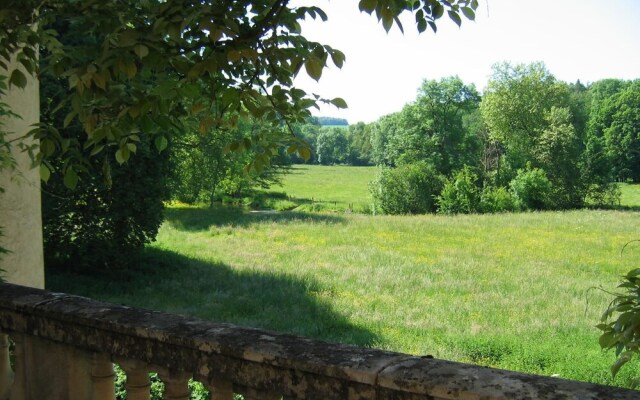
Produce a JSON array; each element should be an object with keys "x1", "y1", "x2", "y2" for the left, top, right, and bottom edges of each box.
[
  {"x1": 436, "y1": 166, "x2": 480, "y2": 214},
  {"x1": 481, "y1": 62, "x2": 572, "y2": 170},
  {"x1": 598, "y1": 266, "x2": 640, "y2": 386},
  {"x1": 113, "y1": 365, "x2": 209, "y2": 400},
  {"x1": 42, "y1": 135, "x2": 170, "y2": 270},
  {"x1": 168, "y1": 117, "x2": 286, "y2": 206},
  {"x1": 601, "y1": 81, "x2": 640, "y2": 182},
  {"x1": 370, "y1": 161, "x2": 443, "y2": 214},
  {"x1": 39, "y1": 20, "x2": 170, "y2": 271},
  {"x1": 479, "y1": 185, "x2": 516, "y2": 213},
  {"x1": 509, "y1": 166, "x2": 552, "y2": 211},
  {"x1": 535, "y1": 106, "x2": 584, "y2": 208},
  {"x1": 316, "y1": 127, "x2": 349, "y2": 165},
  {"x1": 0, "y1": 1, "x2": 474, "y2": 184},
  {"x1": 358, "y1": 0, "x2": 477, "y2": 33},
  {"x1": 379, "y1": 76, "x2": 481, "y2": 175},
  {"x1": 346, "y1": 122, "x2": 375, "y2": 166}
]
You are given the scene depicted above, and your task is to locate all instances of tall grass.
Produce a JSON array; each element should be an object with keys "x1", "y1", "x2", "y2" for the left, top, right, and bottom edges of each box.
[{"x1": 48, "y1": 204, "x2": 640, "y2": 388}]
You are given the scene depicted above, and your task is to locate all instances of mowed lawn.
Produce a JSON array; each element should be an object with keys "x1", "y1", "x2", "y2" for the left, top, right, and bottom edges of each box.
[{"x1": 48, "y1": 171, "x2": 640, "y2": 388}]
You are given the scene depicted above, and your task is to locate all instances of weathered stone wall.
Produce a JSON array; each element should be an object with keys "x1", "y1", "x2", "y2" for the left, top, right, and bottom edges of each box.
[
  {"x1": 0, "y1": 55, "x2": 44, "y2": 289},
  {"x1": 0, "y1": 283, "x2": 637, "y2": 400}
]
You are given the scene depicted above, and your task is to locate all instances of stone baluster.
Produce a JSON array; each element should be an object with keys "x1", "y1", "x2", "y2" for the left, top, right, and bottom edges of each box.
[
  {"x1": 205, "y1": 377, "x2": 234, "y2": 400},
  {"x1": 91, "y1": 354, "x2": 116, "y2": 400},
  {"x1": 156, "y1": 367, "x2": 191, "y2": 400},
  {"x1": 118, "y1": 360, "x2": 151, "y2": 400},
  {"x1": 0, "y1": 334, "x2": 13, "y2": 400},
  {"x1": 7, "y1": 334, "x2": 25, "y2": 400}
]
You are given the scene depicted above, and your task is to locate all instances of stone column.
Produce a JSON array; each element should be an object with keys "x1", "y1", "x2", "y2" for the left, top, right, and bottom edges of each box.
[
  {"x1": 0, "y1": 51, "x2": 44, "y2": 289},
  {"x1": 1, "y1": 42, "x2": 49, "y2": 400}
]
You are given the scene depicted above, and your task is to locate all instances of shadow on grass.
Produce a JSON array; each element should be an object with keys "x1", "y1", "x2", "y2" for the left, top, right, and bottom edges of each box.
[
  {"x1": 45, "y1": 247, "x2": 379, "y2": 348},
  {"x1": 611, "y1": 205, "x2": 640, "y2": 212},
  {"x1": 164, "y1": 204, "x2": 345, "y2": 232}
]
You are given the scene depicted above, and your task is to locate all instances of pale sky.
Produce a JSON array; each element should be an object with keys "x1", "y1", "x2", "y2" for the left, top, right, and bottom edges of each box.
[{"x1": 293, "y1": 0, "x2": 640, "y2": 124}]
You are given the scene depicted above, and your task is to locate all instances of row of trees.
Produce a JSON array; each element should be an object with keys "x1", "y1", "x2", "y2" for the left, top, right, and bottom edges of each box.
[{"x1": 294, "y1": 63, "x2": 638, "y2": 214}]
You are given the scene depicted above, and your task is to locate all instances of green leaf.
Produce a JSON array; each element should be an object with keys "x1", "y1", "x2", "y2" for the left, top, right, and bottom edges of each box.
[
  {"x1": 394, "y1": 16, "x2": 404, "y2": 34},
  {"x1": 611, "y1": 351, "x2": 633, "y2": 377},
  {"x1": 115, "y1": 147, "x2": 130, "y2": 164},
  {"x1": 599, "y1": 331, "x2": 617, "y2": 349},
  {"x1": 133, "y1": 44, "x2": 149, "y2": 59},
  {"x1": 90, "y1": 144, "x2": 105, "y2": 156},
  {"x1": 118, "y1": 29, "x2": 138, "y2": 47},
  {"x1": 461, "y1": 7, "x2": 475, "y2": 21},
  {"x1": 40, "y1": 164, "x2": 50, "y2": 183},
  {"x1": 304, "y1": 58, "x2": 323, "y2": 81},
  {"x1": 313, "y1": 7, "x2": 328, "y2": 21},
  {"x1": 330, "y1": 50, "x2": 346, "y2": 69},
  {"x1": 331, "y1": 97, "x2": 348, "y2": 109},
  {"x1": 125, "y1": 61, "x2": 137, "y2": 78},
  {"x1": 154, "y1": 136, "x2": 168, "y2": 152},
  {"x1": 40, "y1": 139, "x2": 56, "y2": 157},
  {"x1": 381, "y1": 8, "x2": 394, "y2": 32},
  {"x1": 63, "y1": 168, "x2": 79, "y2": 189},
  {"x1": 126, "y1": 142, "x2": 137, "y2": 154},
  {"x1": 448, "y1": 10, "x2": 462, "y2": 27},
  {"x1": 63, "y1": 111, "x2": 77, "y2": 128},
  {"x1": 359, "y1": 0, "x2": 377, "y2": 13},
  {"x1": 432, "y1": 3, "x2": 444, "y2": 19}
]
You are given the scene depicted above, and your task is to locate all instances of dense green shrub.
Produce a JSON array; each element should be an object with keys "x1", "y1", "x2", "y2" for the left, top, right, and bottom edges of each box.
[
  {"x1": 436, "y1": 166, "x2": 481, "y2": 214},
  {"x1": 370, "y1": 162, "x2": 443, "y2": 214},
  {"x1": 509, "y1": 167, "x2": 553, "y2": 211},
  {"x1": 480, "y1": 186, "x2": 517, "y2": 213},
  {"x1": 42, "y1": 137, "x2": 169, "y2": 270}
]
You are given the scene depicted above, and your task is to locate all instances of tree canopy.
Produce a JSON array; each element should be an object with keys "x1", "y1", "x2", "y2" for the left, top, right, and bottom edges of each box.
[{"x1": 1, "y1": 0, "x2": 478, "y2": 187}]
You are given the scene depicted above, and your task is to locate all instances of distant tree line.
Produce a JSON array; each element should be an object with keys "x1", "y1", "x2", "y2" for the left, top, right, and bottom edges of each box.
[
  {"x1": 315, "y1": 116, "x2": 349, "y2": 126},
  {"x1": 291, "y1": 62, "x2": 638, "y2": 214}
]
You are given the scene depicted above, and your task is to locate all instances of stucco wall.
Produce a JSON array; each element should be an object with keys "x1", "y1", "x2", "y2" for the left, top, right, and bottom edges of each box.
[{"x1": 0, "y1": 57, "x2": 44, "y2": 289}]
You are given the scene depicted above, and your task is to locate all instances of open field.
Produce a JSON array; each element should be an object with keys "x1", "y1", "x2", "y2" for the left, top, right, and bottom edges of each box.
[
  {"x1": 48, "y1": 203, "x2": 640, "y2": 388},
  {"x1": 620, "y1": 183, "x2": 640, "y2": 208},
  {"x1": 264, "y1": 165, "x2": 377, "y2": 212}
]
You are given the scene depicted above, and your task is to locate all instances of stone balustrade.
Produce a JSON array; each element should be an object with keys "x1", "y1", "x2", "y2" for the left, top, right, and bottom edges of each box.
[{"x1": 0, "y1": 283, "x2": 637, "y2": 399}]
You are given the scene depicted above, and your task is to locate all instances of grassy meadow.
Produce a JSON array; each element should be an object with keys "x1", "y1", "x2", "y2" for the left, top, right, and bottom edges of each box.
[
  {"x1": 620, "y1": 183, "x2": 640, "y2": 208},
  {"x1": 47, "y1": 169, "x2": 640, "y2": 388},
  {"x1": 263, "y1": 165, "x2": 376, "y2": 212}
]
